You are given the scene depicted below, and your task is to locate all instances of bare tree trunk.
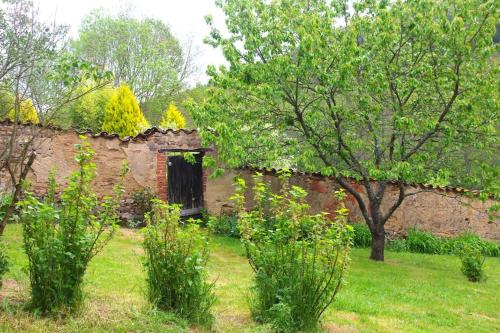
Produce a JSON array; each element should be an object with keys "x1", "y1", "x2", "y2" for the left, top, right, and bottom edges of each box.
[
  {"x1": 370, "y1": 225, "x2": 385, "y2": 261},
  {"x1": 0, "y1": 151, "x2": 36, "y2": 236},
  {"x1": 0, "y1": 199, "x2": 15, "y2": 235}
]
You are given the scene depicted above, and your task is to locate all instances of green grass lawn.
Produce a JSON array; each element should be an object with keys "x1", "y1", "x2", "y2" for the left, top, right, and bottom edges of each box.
[{"x1": 1, "y1": 223, "x2": 499, "y2": 332}]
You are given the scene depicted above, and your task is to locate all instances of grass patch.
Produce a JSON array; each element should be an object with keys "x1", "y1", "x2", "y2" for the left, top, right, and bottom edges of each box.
[{"x1": 1, "y1": 223, "x2": 499, "y2": 332}]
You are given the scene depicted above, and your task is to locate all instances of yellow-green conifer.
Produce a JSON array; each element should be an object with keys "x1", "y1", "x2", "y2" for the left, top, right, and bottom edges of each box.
[
  {"x1": 102, "y1": 84, "x2": 149, "y2": 137},
  {"x1": 7, "y1": 98, "x2": 39, "y2": 124},
  {"x1": 159, "y1": 103, "x2": 186, "y2": 129}
]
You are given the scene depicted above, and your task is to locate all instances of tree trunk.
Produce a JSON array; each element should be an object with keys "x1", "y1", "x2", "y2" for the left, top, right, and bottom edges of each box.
[
  {"x1": 0, "y1": 152, "x2": 36, "y2": 236},
  {"x1": 370, "y1": 226, "x2": 385, "y2": 261},
  {"x1": 0, "y1": 189, "x2": 18, "y2": 236}
]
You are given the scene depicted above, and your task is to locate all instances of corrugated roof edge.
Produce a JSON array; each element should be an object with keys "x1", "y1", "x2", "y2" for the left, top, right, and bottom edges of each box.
[{"x1": 0, "y1": 119, "x2": 198, "y2": 142}]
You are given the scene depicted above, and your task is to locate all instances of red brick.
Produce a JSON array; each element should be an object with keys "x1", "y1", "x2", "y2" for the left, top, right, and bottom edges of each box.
[{"x1": 156, "y1": 152, "x2": 168, "y2": 202}]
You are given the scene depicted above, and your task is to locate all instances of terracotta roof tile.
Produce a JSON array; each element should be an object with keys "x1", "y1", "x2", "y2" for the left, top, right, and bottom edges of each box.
[
  {"x1": 0, "y1": 119, "x2": 197, "y2": 142},
  {"x1": 238, "y1": 166, "x2": 487, "y2": 198},
  {"x1": 1, "y1": 119, "x2": 491, "y2": 198}
]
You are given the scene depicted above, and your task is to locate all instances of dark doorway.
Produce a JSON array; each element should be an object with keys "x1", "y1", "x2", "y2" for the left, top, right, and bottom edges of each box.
[{"x1": 167, "y1": 153, "x2": 203, "y2": 216}]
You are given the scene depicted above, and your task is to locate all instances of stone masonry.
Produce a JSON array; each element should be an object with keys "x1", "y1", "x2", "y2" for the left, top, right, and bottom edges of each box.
[
  {"x1": 1, "y1": 122, "x2": 498, "y2": 239},
  {"x1": 205, "y1": 168, "x2": 499, "y2": 240},
  {"x1": 0, "y1": 122, "x2": 203, "y2": 222}
]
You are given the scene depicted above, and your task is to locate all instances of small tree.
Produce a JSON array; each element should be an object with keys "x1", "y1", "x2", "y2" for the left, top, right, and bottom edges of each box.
[
  {"x1": 56, "y1": 85, "x2": 114, "y2": 132},
  {"x1": 102, "y1": 83, "x2": 149, "y2": 137},
  {"x1": 72, "y1": 10, "x2": 191, "y2": 107},
  {"x1": 19, "y1": 138, "x2": 127, "y2": 314},
  {"x1": 233, "y1": 172, "x2": 352, "y2": 332},
  {"x1": 159, "y1": 103, "x2": 186, "y2": 129},
  {"x1": 0, "y1": 0, "x2": 112, "y2": 236},
  {"x1": 194, "y1": 0, "x2": 499, "y2": 261},
  {"x1": 456, "y1": 241, "x2": 487, "y2": 282},
  {"x1": 143, "y1": 200, "x2": 215, "y2": 327}
]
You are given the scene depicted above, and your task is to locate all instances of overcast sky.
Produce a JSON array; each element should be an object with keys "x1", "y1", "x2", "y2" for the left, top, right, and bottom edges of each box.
[{"x1": 35, "y1": 0, "x2": 228, "y2": 85}]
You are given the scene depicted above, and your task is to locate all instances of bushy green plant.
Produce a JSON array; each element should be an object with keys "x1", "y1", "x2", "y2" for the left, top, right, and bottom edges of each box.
[
  {"x1": 405, "y1": 228, "x2": 443, "y2": 254},
  {"x1": 199, "y1": 208, "x2": 210, "y2": 226},
  {"x1": 101, "y1": 83, "x2": 149, "y2": 137},
  {"x1": 352, "y1": 222, "x2": 371, "y2": 248},
  {"x1": 143, "y1": 200, "x2": 215, "y2": 327},
  {"x1": 456, "y1": 243, "x2": 486, "y2": 282},
  {"x1": 482, "y1": 241, "x2": 500, "y2": 257},
  {"x1": 0, "y1": 193, "x2": 13, "y2": 222},
  {"x1": 386, "y1": 238, "x2": 409, "y2": 252},
  {"x1": 207, "y1": 214, "x2": 239, "y2": 238},
  {"x1": 19, "y1": 139, "x2": 127, "y2": 314},
  {"x1": 60, "y1": 85, "x2": 114, "y2": 132},
  {"x1": 0, "y1": 240, "x2": 8, "y2": 288},
  {"x1": 386, "y1": 229, "x2": 500, "y2": 257},
  {"x1": 233, "y1": 172, "x2": 353, "y2": 332},
  {"x1": 159, "y1": 103, "x2": 186, "y2": 129},
  {"x1": 4, "y1": 97, "x2": 39, "y2": 124},
  {"x1": 132, "y1": 188, "x2": 156, "y2": 223},
  {"x1": 447, "y1": 233, "x2": 499, "y2": 257}
]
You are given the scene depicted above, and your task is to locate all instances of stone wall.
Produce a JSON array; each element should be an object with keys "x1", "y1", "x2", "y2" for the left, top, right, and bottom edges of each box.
[
  {"x1": 0, "y1": 123, "x2": 202, "y2": 222},
  {"x1": 1, "y1": 123, "x2": 498, "y2": 239},
  {"x1": 205, "y1": 168, "x2": 499, "y2": 240}
]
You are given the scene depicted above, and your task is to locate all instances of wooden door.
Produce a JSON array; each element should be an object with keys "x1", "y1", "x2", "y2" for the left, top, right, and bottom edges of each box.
[{"x1": 167, "y1": 154, "x2": 203, "y2": 216}]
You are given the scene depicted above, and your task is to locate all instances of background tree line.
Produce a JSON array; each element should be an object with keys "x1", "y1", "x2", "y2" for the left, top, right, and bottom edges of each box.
[
  {"x1": 0, "y1": 0, "x2": 200, "y2": 233},
  {"x1": 1, "y1": 1, "x2": 201, "y2": 136}
]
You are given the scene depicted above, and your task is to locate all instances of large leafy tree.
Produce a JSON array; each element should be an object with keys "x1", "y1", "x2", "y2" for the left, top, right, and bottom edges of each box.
[
  {"x1": 192, "y1": 0, "x2": 499, "y2": 260},
  {"x1": 72, "y1": 11, "x2": 191, "y2": 120}
]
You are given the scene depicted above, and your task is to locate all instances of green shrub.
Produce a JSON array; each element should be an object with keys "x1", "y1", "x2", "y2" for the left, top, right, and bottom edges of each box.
[
  {"x1": 207, "y1": 214, "x2": 239, "y2": 237},
  {"x1": 386, "y1": 229, "x2": 500, "y2": 257},
  {"x1": 0, "y1": 241, "x2": 8, "y2": 288},
  {"x1": 456, "y1": 242, "x2": 486, "y2": 282},
  {"x1": 233, "y1": 172, "x2": 353, "y2": 332},
  {"x1": 482, "y1": 241, "x2": 500, "y2": 257},
  {"x1": 406, "y1": 228, "x2": 443, "y2": 254},
  {"x1": 447, "y1": 233, "x2": 499, "y2": 257},
  {"x1": 199, "y1": 208, "x2": 210, "y2": 226},
  {"x1": 19, "y1": 139, "x2": 127, "y2": 314},
  {"x1": 143, "y1": 200, "x2": 215, "y2": 327},
  {"x1": 101, "y1": 83, "x2": 149, "y2": 137},
  {"x1": 386, "y1": 238, "x2": 409, "y2": 252},
  {"x1": 352, "y1": 222, "x2": 371, "y2": 248},
  {"x1": 0, "y1": 193, "x2": 13, "y2": 223},
  {"x1": 131, "y1": 188, "x2": 156, "y2": 224}
]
